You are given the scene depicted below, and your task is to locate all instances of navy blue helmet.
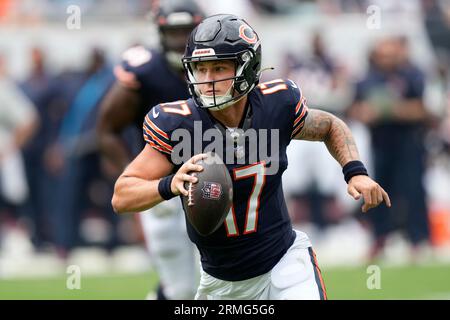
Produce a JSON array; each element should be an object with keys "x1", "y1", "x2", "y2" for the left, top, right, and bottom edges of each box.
[
  {"x1": 152, "y1": 0, "x2": 205, "y2": 69},
  {"x1": 182, "y1": 14, "x2": 262, "y2": 110}
]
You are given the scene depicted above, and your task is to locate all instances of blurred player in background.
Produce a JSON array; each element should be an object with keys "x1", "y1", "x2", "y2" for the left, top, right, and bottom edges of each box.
[{"x1": 97, "y1": 0, "x2": 204, "y2": 300}]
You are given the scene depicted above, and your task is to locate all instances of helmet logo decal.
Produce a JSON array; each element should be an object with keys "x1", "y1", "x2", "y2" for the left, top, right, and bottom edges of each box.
[{"x1": 239, "y1": 24, "x2": 257, "y2": 44}]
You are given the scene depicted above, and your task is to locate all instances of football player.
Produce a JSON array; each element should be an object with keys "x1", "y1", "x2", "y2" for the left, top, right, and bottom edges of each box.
[
  {"x1": 111, "y1": 14, "x2": 391, "y2": 299},
  {"x1": 97, "y1": 0, "x2": 204, "y2": 300}
]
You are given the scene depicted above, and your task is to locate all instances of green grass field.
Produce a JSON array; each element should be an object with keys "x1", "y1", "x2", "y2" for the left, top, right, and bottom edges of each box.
[{"x1": 1, "y1": 264, "x2": 449, "y2": 300}]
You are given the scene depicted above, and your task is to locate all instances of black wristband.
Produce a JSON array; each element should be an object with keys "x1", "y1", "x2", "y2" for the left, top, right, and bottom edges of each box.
[
  {"x1": 158, "y1": 174, "x2": 176, "y2": 200},
  {"x1": 342, "y1": 160, "x2": 368, "y2": 184}
]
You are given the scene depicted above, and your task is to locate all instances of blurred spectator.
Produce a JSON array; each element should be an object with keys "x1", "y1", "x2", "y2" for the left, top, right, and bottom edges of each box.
[
  {"x1": 49, "y1": 48, "x2": 115, "y2": 257},
  {"x1": 348, "y1": 37, "x2": 430, "y2": 260},
  {"x1": 364, "y1": 0, "x2": 421, "y2": 16},
  {"x1": 19, "y1": 47, "x2": 64, "y2": 249},
  {"x1": 0, "y1": 52, "x2": 39, "y2": 234},
  {"x1": 422, "y1": 0, "x2": 450, "y2": 118},
  {"x1": 1, "y1": 0, "x2": 156, "y2": 23},
  {"x1": 284, "y1": 32, "x2": 351, "y2": 113},
  {"x1": 282, "y1": 32, "x2": 353, "y2": 229},
  {"x1": 317, "y1": 0, "x2": 366, "y2": 14},
  {"x1": 423, "y1": 0, "x2": 450, "y2": 62}
]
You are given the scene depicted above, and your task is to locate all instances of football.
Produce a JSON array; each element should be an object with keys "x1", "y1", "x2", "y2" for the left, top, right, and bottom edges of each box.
[{"x1": 182, "y1": 152, "x2": 233, "y2": 236}]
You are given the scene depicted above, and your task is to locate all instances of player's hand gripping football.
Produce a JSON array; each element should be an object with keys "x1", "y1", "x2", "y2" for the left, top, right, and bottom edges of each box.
[
  {"x1": 347, "y1": 175, "x2": 391, "y2": 213},
  {"x1": 170, "y1": 153, "x2": 207, "y2": 196}
]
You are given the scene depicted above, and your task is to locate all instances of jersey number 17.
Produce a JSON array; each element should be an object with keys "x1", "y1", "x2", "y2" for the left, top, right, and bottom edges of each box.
[{"x1": 224, "y1": 162, "x2": 266, "y2": 237}]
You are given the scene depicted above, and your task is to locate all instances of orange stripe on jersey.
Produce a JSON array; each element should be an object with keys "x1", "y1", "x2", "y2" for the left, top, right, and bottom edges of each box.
[
  {"x1": 144, "y1": 128, "x2": 172, "y2": 153},
  {"x1": 293, "y1": 119, "x2": 306, "y2": 133},
  {"x1": 293, "y1": 106, "x2": 308, "y2": 127},
  {"x1": 145, "y1": 115, "x2": 169, "y2": 140},
  {"x1": 295, "y1": 96, "x2": 305, "y2": 114},
  {"x1": 295, "y1": 100, "x2": 301, "y2": 114},
  {"x1": 149, "y1": 141, "x2": 171, "y2": 155},
  {"x1": 293, "y1": 114, "x2": 302, "y2": 127},
  {"x1": 291, "y1": 120, "x2": 305, "y2": 138},
  {"x1": 143, "y1": 133, "x2": 171, "y2": 155},
  {"x1": 294, "y1": 104, "x2": 308, "y2": 126},
  {"x1": 143, "y1": 126, "x2": 173, "y2": 152}
]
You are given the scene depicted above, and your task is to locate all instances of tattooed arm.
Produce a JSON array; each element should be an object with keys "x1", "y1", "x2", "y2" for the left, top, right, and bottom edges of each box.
[
  {"x1": 293, "y1": 109, "x2": 391, "y2": 212},
  {"x1": 293, "y1": 109, "x2": 359, "y2": 166}
]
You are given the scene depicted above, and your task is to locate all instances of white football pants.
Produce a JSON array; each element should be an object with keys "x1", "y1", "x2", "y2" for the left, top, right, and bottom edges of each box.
[{"x1": 195, "y1": 230, "x2": 327, "y2": 300}]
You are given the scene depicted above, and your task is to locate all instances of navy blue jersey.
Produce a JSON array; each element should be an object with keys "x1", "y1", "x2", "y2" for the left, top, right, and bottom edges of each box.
[
  {"x1": 115, "y1": 45, "x2": 190, "y2": 129},
  {"x1": 143, "y1": 79, "x2": 309, "y2": 281}
]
